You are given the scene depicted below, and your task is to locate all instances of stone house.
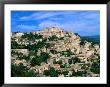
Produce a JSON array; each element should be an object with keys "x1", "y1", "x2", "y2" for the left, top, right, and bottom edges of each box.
[
  {"x1": 71, "y1": 64, "x2": 81, "y2": 72},
  {"x1": 12, "y1": 49, "x2": 28, "y2": 55},
  {"x1": 37, "y1": 63, "x2": 49, "y2": 74},
  {"x1": 52, "y1": 64, "x2": 60, "y2": 69},
  {"x1": 14, "y1": 60, "x2": 23, "y2": 65}
]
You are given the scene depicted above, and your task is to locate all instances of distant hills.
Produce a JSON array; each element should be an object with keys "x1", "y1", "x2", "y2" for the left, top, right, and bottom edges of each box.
[{"x1": 81, "y1": 35, "x2": 100, "y2": 44}]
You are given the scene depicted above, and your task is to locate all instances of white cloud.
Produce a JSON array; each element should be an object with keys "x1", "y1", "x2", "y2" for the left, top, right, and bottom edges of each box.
[
  {"x1": 38, "y1": 19, "x2": 99, "y2": 36},
  {"x1": 20, "y1": 16, "x2": 29, "y2": 20},
  {"x1": 17, "y1": 24, "x2": 37, "y2": 29},
  {"x1": 85, "y1": 13, "x2": 100, "y2": 19},
  {"x1": 20, "y1": 11, "x2": 76, "y2": 20},
  {"x1": 38, "y1": 20, "x2": 83, "y2": 33},
  {"x1": 48, "y1": 17, "x2": 63, "y2": 21},
  {"x1": 20, "y1": 12, "x2": 44, "y2": 20},
  {"x1": 16, "y1": 11, "x2": 100, "y2": 35},
  {"x1": 79, "y1": 11, "x2": 100, "y2": 20},
  {"x1": 38, "y1": 21, "x2": 61, "y2": 28}
]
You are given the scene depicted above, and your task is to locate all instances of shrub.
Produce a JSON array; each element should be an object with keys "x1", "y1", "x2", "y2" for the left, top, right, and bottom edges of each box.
[
  {"x1": 43, "y1": 70, "x2": 50, "y2": 76},
  {"x1": 30, "y1": 56, "x2": 41, "y2": 66},
  {"x1": 11, "y1": 63, "x2": 37, "y2": 77},
  {"x1": 90, "y1": 62, "x2": 100, "y2": 74}
]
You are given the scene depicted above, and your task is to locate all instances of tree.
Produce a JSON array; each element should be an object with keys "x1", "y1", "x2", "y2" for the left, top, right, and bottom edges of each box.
[
  {"x1": 80, "y1": 40, "x2": 85, "y2": 45},
  {"x1": 21, "y1": 33, "x2": 43, "y2": 41},
  {"x1": 53, "y1": 59, "x2": 57, "y2": 64},
  {"x1": 59, "y1": 37, "x2": 64, "y2": 40},
  {"x1": 27, "y1": 40, "x2": 46, "y2": 51},
  {"x1": 43, "y1": 70, "x2": 50, "y2": 76},
  {"x1": 43, "y1": 67, "x2": 59, "y2": 77},
  {"x1": 61, "y1": 50, "x2": 73, "y2": 57},
  {"x1": 22, "y1": 55, "x2": 30, "y2": 61},
  {"x1": 30, "y1": 52, "x2": 50, "y2": 66},
  {"x1": 53, "y1": 59, "x2": 62, "y2": 65},
  {"x1": 45, "y1": 43, "x2": 51, "y2": 49},
  {"x1": 48, "y1": 35, "x2": 59, "y2": 41},
  {"x1": 25, "y1": 69, "x2": 38, "y2": 77},
  {"x1": 40, "y1": 52, "x2": 50, "y2": 63},
  {"x1": 74, "y1": 33, "x2": 79, "y2": 36},
  {"x1": 58, "y1": 60, "x2": 62, "y2": 65},
  {"x1": 90, "y1": 62, "x2": 100, "y2": 74},
  {"x1": 17, "y1": 52, "x2": 24, "y2": 60},
  {"x1": 11, "y1": 63, "x2": 37, "y2": 77},
  {"x1": 62, "y1": 70, "x2": 69, "y2": 76},
  {"x1": 71, "y1": 69, "x2": 87, "y2": 77},
  {"x1": 72, "y1": 57, "x2": 80, "y2": 64},
  {"x1": 60, "y1": 64, "x2": 65, "y2": 68},
  {"x1": 11, "y1": 40, "x2": 19, "y2": 49},
  {"x1": 68, "y1": 57, "x2": 80, "y2": 64},
  {"x1": 56, "y1": 70, "x2": 62, "y2": 75},
  {"x1": 30, "y1": 56, "x2": 41, "y2": 66},
  {"x1": 49, "y1": 67, "x2": 58, "y2": 77},
  {"x1": 50, "y1": 49, "x2": 57, "y2": 54},
  {"x1": 68, "y1": 59, "x2": 72, "y2": 64}
]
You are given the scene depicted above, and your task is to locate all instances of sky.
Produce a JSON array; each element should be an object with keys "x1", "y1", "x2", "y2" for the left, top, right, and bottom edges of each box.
[{"x1": 11, "y1": 10, "x2": 100, "y2": 36}]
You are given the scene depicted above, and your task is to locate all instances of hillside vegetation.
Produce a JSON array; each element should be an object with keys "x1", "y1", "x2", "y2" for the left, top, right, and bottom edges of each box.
[{"x1": 11, "y1": 26, "x2": 100, "y2": 77}]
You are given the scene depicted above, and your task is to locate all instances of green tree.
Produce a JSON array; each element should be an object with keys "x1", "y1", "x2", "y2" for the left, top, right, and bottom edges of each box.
[
  {"x1": 71, "y1": 70, "x2": 87, "y2": 77},
  {"x1": 25, "y1": 69, "x2": 38, "y2": 77},
  {"x1": 68, "y1": 59, "x2": 72, "y2": 64},
  {"x1": 56, "y1": 70, "x2": 62, "y2": 75},
  {"x1": 68, "y1": 57, "x2": 80, "y2": 64},
  {"x1": 62, "y1": 70, "x2": 69, "y2": 76},
  {"x1": 61, "y1": 50, "x2": 73, "y2": 57},
  {"x1": 53, "y1": 59, "x2": 62, "y2": 64},
  {"x1": 90, "y1": 62, "x2": 100, "y2": 74},
  {"x1": 72, "y1": 57, "x2": 80, "y2": 64},
  {"x1": 45, "y1": 43, "x2": 51, "y2": 49},
  {"x1": 48, "y1": 35, "x2": 59, "y2": 41},
  {"x1": 40, "y1": 52, "x2": 50, "y2": 63},
  {"x1": 11, "y1": 40, "x2": 19, "y2": 49},
  {"x1": 49, "y1": 67, "x2": 58, "y2": 77},
  {"x1": 22, "y1": 55, "x2": 30, "y2": 61},
  {"x1": 50, "y1": 49, "x2": 57, "y2": 54},
  {"x1": 21, "y1": 33, "x2": 43, "y2": 41},
  {"x1": 30, "y1": 56, "x2": 41, "y2": 66},
  {"x1": 11, "y1": 63, "x2": 37, "y2": 77},
  {"x1": 43, "y1": 70, "x2": 50, "y2": 76}
]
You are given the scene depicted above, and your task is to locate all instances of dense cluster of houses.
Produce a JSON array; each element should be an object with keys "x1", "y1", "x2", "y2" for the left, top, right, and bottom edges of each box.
[{"x1": 11, "y1": 26, "x2": 100, "y2": 77}]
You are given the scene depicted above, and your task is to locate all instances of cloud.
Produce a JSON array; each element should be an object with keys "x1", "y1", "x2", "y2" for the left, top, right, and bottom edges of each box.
[
  {"x1": 80, "y1": 11, "x2": 100, "y2": 19},
  {"x1": 48, "y1": 17, "x2": 63, "y2": 21},
  {"x1": 20, "y1": 16, "x2": 29, "y2": 20},
  {"x1": 61, "y1": 20, "x2": 99, "y2": 36},
  {"x1": 17, "y1": 24, "x2": 37, "y2": 29},
  {"x1": 38, "y1": 21, "x2": 61, "y2": 29},
  {"x1": 38, "y1": 17, "x2": 99, "y2": 36},
  {"x1": 19, "y1": 11, "x2": 76, "y2": 20},
  {"x1": 20, "y1": 12, "x2": 44, "y2": 20},
  {"x1": 12, "y1": 11, "x2": 100, "y2": 36},
  {"x1": 85, "y1": 13, "x2": 100, "y2": 19}
]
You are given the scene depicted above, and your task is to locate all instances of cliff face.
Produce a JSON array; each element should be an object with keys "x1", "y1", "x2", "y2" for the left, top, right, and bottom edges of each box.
[{"x1": 11, "y1": 26, "x2": 100, "y2": 77}]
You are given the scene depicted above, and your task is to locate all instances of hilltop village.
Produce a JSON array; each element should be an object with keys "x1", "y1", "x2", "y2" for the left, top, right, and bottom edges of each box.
[{"x1": 11, "y1": 26, "x2": 100, "y2": 77}]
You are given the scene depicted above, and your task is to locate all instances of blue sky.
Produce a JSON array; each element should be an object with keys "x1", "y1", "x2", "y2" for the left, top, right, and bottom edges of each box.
[{"x1": 11, "y1": 10, "x2": 100, "y2": 36}]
